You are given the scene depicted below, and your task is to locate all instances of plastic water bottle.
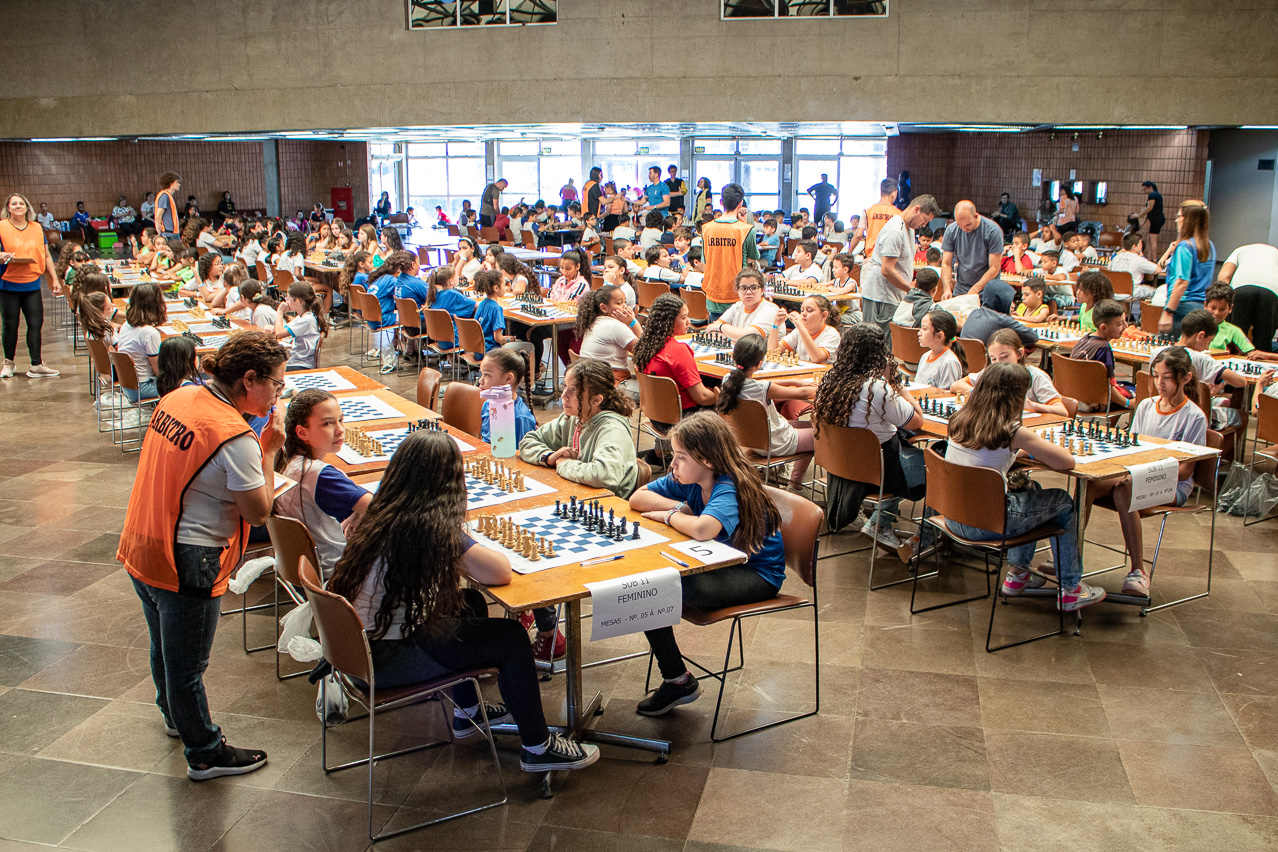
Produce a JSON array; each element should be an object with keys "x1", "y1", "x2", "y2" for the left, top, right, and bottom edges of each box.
[{"x1": 480, "y1": 385, "x2": 517, "y2": 458}]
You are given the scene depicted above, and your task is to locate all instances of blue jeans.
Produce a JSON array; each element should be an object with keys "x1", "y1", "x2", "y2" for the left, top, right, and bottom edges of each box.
[
  {"x1": 871, "y1": 441, "x2": 935, "y2": 547},
  {"x1": 131, "y1": 547, "x2": 225, "y2": 765},
  {"x1": 1168, "y1": 300, "x2": 1204, "y2": 337},
  {"x1": 123, "y1": 377, "x2": 158, "y2": 403},
  {"x1": 948, "y1": 486, "x2": 1082, "y2": 589}
]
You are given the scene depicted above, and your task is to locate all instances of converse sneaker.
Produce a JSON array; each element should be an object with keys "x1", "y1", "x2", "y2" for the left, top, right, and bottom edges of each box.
[
  {"x1": 163, "y1": 717, "x2": 179, "y2": 738},
  {"x1": 636, "y1": 675, "x2": 702, "y2": 717},
  {"x1": 897, "y1": 534, "x2": 938, "y2": 565},
  {"x1": 519, "y1": 732, "x2": 600, "y2": 772},
  {"x1": 1120, "y1": 568, "x2": 1151, "y2": 597},
  {"x1": 186, "y1": 737, "x2": 268, "y2": 781},
  {"x1": 531, "y1": 629, "x2": 567, "y2": 661},
  {"x1": 452, "y1": 703, "x2": 513, "y2": 739},
  {"x1": 1058, "y1": 582, "x2": 1107, "y2": 612},
  {"x1": 517, "y1": 611, "x2": 536, "y2": 631},
  {"x1": 0, "y1": 360, "x2": 14, "y2": 379},
  {"x1": 861, "y1": 516, "x2": 903, "y2": 550},
  {"x1": 26, "y1": 364, "x2": 59, "y2": 378},
  {"x1": 1001, "y1": 566, "x2": 1048, "y2": 596}
]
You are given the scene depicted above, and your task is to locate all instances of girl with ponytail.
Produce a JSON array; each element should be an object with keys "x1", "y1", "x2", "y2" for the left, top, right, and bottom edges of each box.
[{"x1": 272, "y1": 280, "x2": 328, "y2": 370}]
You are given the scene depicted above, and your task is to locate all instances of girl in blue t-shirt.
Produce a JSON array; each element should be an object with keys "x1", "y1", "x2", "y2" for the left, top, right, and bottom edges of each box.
[
  {"x1": 472, "y1": 269, "x2": 538, "y2": 365},
  {"x1": 1159, "y1": 201, "x2": 1215, "y2": 337},
  {"x1": 423, "y1": 265, "x2": 476, "y2": 353},
  {"x1": 363, "y1": 250, "x2": 413, "y2": 370},
  {"x1": 628, "y1": 411, "x2": 786, "y2": 717},
  {"x1": 338, "y1": 249, "x2": 374, "y2": 303}
]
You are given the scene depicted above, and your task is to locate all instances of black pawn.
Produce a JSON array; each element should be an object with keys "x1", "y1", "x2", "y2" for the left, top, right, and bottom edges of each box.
[
  {"x1": 631, "y1": 520, "x2": 641, "y2": 540},
  {"x1": 555, "y1": 499, "x2": 562, "y2": 517}
]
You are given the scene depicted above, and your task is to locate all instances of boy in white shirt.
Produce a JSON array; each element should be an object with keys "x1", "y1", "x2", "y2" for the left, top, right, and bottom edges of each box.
[
  {"x1": 1109, "y1": 233, "x2": 1160, "y2": 302},
  {"x1": 1036, "y1": 250, "x2": 1075, "y2": 309},
  {"x1": 683, "y1": 248, "x2": 705, "y2": 290},
  {"x1": 782, "y1": 239, "x2": 826, "y2": 283},
  {"x1": 642, "y1": 245, "x2": 687, "y2": 291}
]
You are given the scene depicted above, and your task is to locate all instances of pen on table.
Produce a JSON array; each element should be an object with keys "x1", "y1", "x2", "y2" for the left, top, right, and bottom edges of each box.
[
  {"x1": 581, "y1": 554, "x2": 625, "y2": 567},
  {"x1": 660, "y1": 551, "x2": 689, "y2": 568}
]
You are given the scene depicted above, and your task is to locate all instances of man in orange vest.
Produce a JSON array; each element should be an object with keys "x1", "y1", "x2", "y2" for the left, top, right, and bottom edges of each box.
[
  {"x1": 846, "y1": 177, "x2": 900, "y2": 257},
  {"x1": 155, "y1": 172, "x2": 182, "y2": 239},
  {"x1": 699, "y1": 183, "x2": 760, "y2": 322}
]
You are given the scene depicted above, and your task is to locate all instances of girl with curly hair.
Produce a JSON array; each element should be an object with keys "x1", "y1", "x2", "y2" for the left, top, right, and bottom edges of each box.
[
  {"x1": 327, "y1": 430, "x2": 600, "y2": 773},
  {"x1": 633, "y1": 293, "x2": 718, "y2": 420}
]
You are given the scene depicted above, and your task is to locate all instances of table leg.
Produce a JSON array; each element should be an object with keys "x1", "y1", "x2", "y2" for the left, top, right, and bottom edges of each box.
[{"x1": 548, "y1": 322, "x2": 562, "y2": 404}]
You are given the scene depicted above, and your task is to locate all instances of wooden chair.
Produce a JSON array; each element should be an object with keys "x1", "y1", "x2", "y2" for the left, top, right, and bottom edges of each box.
[
  {"x1": 446, "y1": 224, "x2": 460, "y2": 237},
  {"x1": 889, "y1": 322, "x2": 928, "y2": 371},
  {"x1": 683, "y1": 288, "x2": 710, "y2": 324},
  {"x1": 913, "y1": 448, "x2": 1068, "y2": 652},
  {"x1": 422, "y1": 307, "x2": 460, "y2": 380},
  {"x1": 440, "y1": 380, "x2": 483, "y2": 438},
  {"x1": 813, "y1": 424, "x2": 919, "y2": 590},
  {"x1": 1245, "y1": 391, "x2": 1278, "y2": 526},
  {"x1": 357, "y1": 294, "x2": 399, "y2": 375},
  {"x1": 296, "y1": 557, "x2": 506, "y2": 842},
  {"x1": 956, "y1": 338, "x2": 987, "y2": 372},
  {"x1": 521, "y1": 231, "x2": 535, "y2": 249},
  {"x1": 393, "y1": 297, "x2": 425, "y2": 377},
  {"x1": 274, "y1": 267, "x2": 296, "y2": 292},
  {"x1": 1051, "y1": 353, "x2": 1128, "y2": 426},
  {"x1": 636, "y1": 280, "x2": 670, "y2": 313},
  {"x1": 1098, "y1": 231, "x2": 1123, "y2": 249},
  {"x1": 255, "y1": 260, "x2": 269, "y2": 283},
  {"x1": 1140, "y1": 302, "x2": 1162, "y2": 335},
  {"x1": 86, "y1": 337, "x2": 121, "y2": 433},
  {"x1": 1089, "y1": 431, "x2": 1222, "y2": 613},
  {"x1": 643, "y1": 485, "x2": 821, "y2": 743},
  {"x1": 347, "y1": 284, "x2": 368, "y2": 355},
  {"x1": 479, "y1": 226, "x2": 500, "y2": 243},
  {"x1": 453, "y1": 317, "x2": 488, "y2": 378},
  {"x1": 634, "y1": 373, "x2": 682, "y2": 463},
  {"x1": 262, "y1": 515, "x2": 318, "y2": 681},
  {"x1": 416, "y1": 246, "x2": 433, "y2": 267},
  {"x1": 106, "y1": 350, "x2": 155, "y2": 452},
  {"x1": 1101, "y1": 267, "x2": 1133, "y2": 300},
  {"x1": 416, "y1": 367, "x2": 442, "y2": 411},
  {"x1": 720, "y1": 399, "x2": 814, "y2": 485}
]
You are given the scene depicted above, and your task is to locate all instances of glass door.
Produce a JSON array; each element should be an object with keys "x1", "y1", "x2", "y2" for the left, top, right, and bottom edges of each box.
[{"x1": 692, "y1": 138, "x2": 782, "y2": 217}]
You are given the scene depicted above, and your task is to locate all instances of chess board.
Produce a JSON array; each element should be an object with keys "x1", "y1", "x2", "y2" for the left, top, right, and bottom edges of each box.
[
  {"x1": 1029, "y1": 426, "x2": 1154, "y2": 462},
  {"x1": 1035, "y1": 328, "x2": 1083, "y2": 344},
  {"x1": 191, "y1": 333, "x2": 233, "y2": 350},
  {"x1": 284, "y1": 369, "x2": 358, "y2": 393},
  {"x1": 688, "y1": 341, "x2": 731, "y2": 357},
  {"x1": 1220, "y1": 358, "x2": 1277, "y2": 379},
  {"x1": 464, "y1": 471, "x2": 558, "y2": 511},
  {"x1": 335, "y1": 395, "x2": 406, "y2": 423},
  {"x1": 334, "y1": 425, "x2": 476, "y2": 465},
  {"x1": 698, "y1": 353, "x2": 821, "y2": 376},
  {"x1": 508, "y1": 304, "x2": 576, "y2": 321},
  {"x1": 162, "y1": 322, "x2": 223, "y2": 335},
  {"x1": 467, "y1": 504, "x2": 670, "y2": 574},
  {"x1": 920, "y1": 401, "x2": 965, "y2": 424}
]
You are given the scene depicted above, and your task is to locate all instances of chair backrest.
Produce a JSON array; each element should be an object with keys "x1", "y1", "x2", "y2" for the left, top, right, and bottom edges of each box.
[
  {"x1": 635, "y1": 372, "x2": 684, "y2": 426},
  {"x1": 1258, "y1": 391, "x2": 1278, "y2": 445},
  {"x1": 1134, "y1": 369, "x2": 1152, "y2": 407},
  {"x1": 521, "y1": 231, "x2": 535, "y2": 249},
  {"x1": 394, "y1": 297, "x2": 422, "y2": 332},
  {"x1": 604, "y1": 236, "x2": 615, "y2": 256},
  {"x1": 923, "y1": 447, "x2": 1008, "y2": 534},
  {"x1": 956, "y1": 337, "x2": 987, "y2": 371},
  {"x1": 360, "y1": 292, "x2": 385, "y2": 326},
  {"x1": 274, "y1": 267, "x2": 296, "y2": 291},
  {"x1": 86, "y1": 337, "x2": 114, "y2": 379},
  {"x1": 417, "y1": 367, "x2": 442, "y2": 410},
  {"x1": 636, "y1": 279, "x2": 670, "y2": 310},
  {"x1": 889, "y1": 322, "x2": 928, "y2": 365},
  {"x1": 255, "y1": 260, "x2": 269, "y2": 281},
  {"x1": 423, "y1": 307, "x2": 455, "y2": 345},
  {"x1": 1050, "y1": 353, "x2": 1110, "y2": 408},
  {"x1": 416, "y1": 246, "x2": 432, "y2": 266},
  {"x1": 296, "y1": 557, "x2": 373, "y2": 684},
  {"x1": 1061, "y1": 395, "x2": 1080, "y2": 418},
  {"x1": 813, "y1": 423, "x2": 883, "y2": 488},
  {"x1": 197, "y1": 246, "x2": 209, "y2": 257},
  {"x1": 721, "y1": 399, "x2": 771, "y2": 456},
  {"x1": 265, "y1": 515, "x2": 321, "y2": 587},
  {"x1": 446, "y1": 224, "x2": 460, "y2": 237},
  {"x1": 683, "y1": 288, "x2": 709, "y2": 321},
  {"x1": 1098, "y1": 231, "x2": 1123, "y2": 249},
  {"x1": 440, "y1": 381, "x2": 483, "y2": 437},
  {"x1": 455, "y1": 317, "x2": 486, "y2": 357},
  {"x1": 1100, "y1": 267, "x2": 1133, "y2": 298},
  {"x1": 108, "y1": 350, "x2": 141, "y2": 392},
  {"x1": 479, "y1": 226, "x2": 500, "y2": 243},
  {"x1": 763, "y1": 484, "x2": 823, "y2": 589},
  {"x1": 1140, "y1": 301, "x2": 1162, "y2": 335}
]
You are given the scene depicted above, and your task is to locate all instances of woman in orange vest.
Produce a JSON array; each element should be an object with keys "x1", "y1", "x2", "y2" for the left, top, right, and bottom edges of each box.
[
  {"x1": 117, "y1": 331, "x2": 288, "y2": 780},
  {"x1": 0, "y1": 194, "x2": 60, "y2": 379}
]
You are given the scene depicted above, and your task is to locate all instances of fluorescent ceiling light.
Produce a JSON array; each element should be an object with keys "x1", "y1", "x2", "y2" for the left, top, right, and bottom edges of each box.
[
  {"x1": 1241, "y1": 125, "x2": 1278, "y2": 130},
  {"x1": 29, "y1": 137, "x2": 75, "y2": 142}
]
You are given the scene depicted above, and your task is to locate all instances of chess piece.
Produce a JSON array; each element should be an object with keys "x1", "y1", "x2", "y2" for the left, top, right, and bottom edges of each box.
[
  {"x1": 515, "y1": 472, "x2": 526, "y2": 492},
  {"x1": 545, "y1": 539, "x2": 557, "y2": 557},
  {"x1": 631, "y1": 520, "x2": 641, "y2": 540},
  {"x1": 554, "y1": 499, "x2": 562, "y2": 517}
]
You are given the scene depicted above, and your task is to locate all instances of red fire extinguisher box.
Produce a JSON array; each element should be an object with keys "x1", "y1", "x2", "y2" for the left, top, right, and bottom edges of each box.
[{"x1": 330, "y1": 187, "x2": 354, "y2": 221}]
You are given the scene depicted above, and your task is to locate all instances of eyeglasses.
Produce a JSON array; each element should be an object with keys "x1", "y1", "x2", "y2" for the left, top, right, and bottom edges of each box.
[
  {"x1": 260, "y1": 374, "x2": 286, "y2": 398},
  {"x1": 737, "y1": 285, "x2": 761, "y2": 293}
]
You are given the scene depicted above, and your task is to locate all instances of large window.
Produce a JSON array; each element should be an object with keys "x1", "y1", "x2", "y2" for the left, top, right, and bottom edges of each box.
[
  {"x1": 495, "y1": 139, "x2": 582, "y2": 208},
  {"x1": 591, "y1": 139, "x2": 681, "y2": 204},
  {"x1": 794, "y1": 137, "x2": 888, "y2": 225},
  {"x1": 692, "y1": 138, "x2": 782, "y2": 214},
  {"x1": 368, "y1": 143, "x2": 403, "y2": 215},
  {"x1": 408, "y1": 0, "x2": 556, "y2": 28},
  {"x1": 722, "y1": 0, "x2": 886, "y2": 17},
  {"x1": 404, "y1": 142, "x2": 485, "y2": 222}
]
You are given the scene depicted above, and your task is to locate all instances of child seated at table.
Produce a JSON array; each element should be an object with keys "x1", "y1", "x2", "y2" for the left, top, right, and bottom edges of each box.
[
  {"x1": 705, "y1": 269, "x2": 781, "y2": 342},
  {"x1": 1015, "y1": 278, "x2": 1051, "y2": 323},
  {"x1": 1001, "y1": 231, "x2": 1035, "y2": 274},
  {"x1": 1076, "y1": 270, "x2": 1114, "y2": 333},
  {"x1": 758, "y1": 219, "x2": 781, "y2": 268},
  {"x1": 1036, "y1": 251, "x2": 1075, "y2": 309},
  {"x1": 946, "y1": 362, "x2": 1106, "y2": 611},
  {"x1": 782, "y1": 239, "x2": 825, "y2": 284},
  {"x1": 768, "y1": 294, "x2": 842, "y2": 366},
  {"x1": 1081, "y1": 346, "x2": 1208, "y2": 598},
  {"x1": 914, "y1": 310, "x2": 963, "y2": 390},
  {"x1": 273, "y1": 281, "x2": 329, "y2": 371},
  {"x1": 642, "y1": 245, "x2": 688, "y2": 292},
  {"x1": 891, "y1": 268, "x2": 940, "y2": 328},
  {"x1": 1069, "y1": 299, "x2": 1132, "y2": 410},
  {"x1": 1110, "y1": 234, "x2": 1161, "y2": 304},
  {"x1": 952, "y1": 328, "x2": 1069, "y2": 417},
  {"x1": 628, "y1": 413, "x2": 787, "y2": 716},
  {"x1": 1204, "y1": 283, "x2": 1278, "y2": 361},
  {"x1": 1157, "y1": 309, "x2": 1249, "y2": 428}
]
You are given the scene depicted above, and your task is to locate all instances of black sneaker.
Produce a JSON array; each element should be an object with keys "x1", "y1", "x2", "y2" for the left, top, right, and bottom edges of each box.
[
  {"x1": 186, "y1": 737, "x2": 268, "y2": 781},
  {"x1": 452, "y1": 703, "x2": 513, "y2": 739},
  {"x1": 519, "y1": 733, "x2": 600, "y2": 772},
  {"x1": 636, "y1": 677, "x2": 702, "y2": 716}
]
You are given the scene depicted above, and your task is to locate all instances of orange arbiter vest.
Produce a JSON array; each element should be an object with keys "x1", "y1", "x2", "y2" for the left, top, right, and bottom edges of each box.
[
  {"x1": 862, "y1": 202, "x2": 900, "y2": 257},
  {"x1": 116, "y1": 385, "x2": 258, "y2": 597},
  {"x1": 701, "y1": 217, "x2": 756, "y2": 304}
]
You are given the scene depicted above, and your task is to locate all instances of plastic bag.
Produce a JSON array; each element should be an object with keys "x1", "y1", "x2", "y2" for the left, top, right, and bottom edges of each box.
[
  {"x1": 1218, "y1": 462, "x2": 1278, "y2": 519},
  {"x1": 227, "y1": 555, "x2": 276, "y2": 595},
  {"x1": 316, "y1": 674, "x2": 348, "y2": 726},
  {"x1": 277, "y1": 602, "x2": 322, "y2": 662}
]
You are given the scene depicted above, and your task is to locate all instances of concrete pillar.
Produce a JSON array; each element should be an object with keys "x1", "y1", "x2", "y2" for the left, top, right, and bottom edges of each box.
[
  {"x1": 781, "y1": 136, "x2": 795, "y2": 215},
  {"x1": 263, "y1": 141, "x2": 280, "y2": 217}
]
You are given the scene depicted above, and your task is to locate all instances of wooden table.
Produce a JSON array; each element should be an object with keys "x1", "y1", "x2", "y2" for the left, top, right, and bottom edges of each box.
[
  {"x1": 907, "y1": 387, "x2": 1069, "y2": 439},
  {"x1": 499, "y1": 300, "x2": 576, "y2": 402},
  {"x1": 694, "y1": 354, "x2": 830, "y2": 382}
]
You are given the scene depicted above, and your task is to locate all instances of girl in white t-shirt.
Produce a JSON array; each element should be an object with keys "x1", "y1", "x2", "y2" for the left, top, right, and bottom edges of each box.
[
  {"x1": 706, "y1": 269, "x2": 780, "y2": 342},
  {"x1": 451, "y1": 237, "x2": 482, "y2": 284},
  {"x1": 1083, "y1": 346, "x2": 1208, "y2": 599},
  {"x1": 497, "y1": 252, "x2": 537, "y2": 297},
  {"x1": 601, "y1": 255, "x2": 637, "y2": 308},
  {"x1": 114, "y1": 282, "x2": 167, "y2": 401},
  {"x1": 951, "y1": 328, "x2": 1069, "y2": 417},
  {"x1": 813, "y1": 323, "x2": 926, "y2": 555},
  {"x1": 228, "y1": 280, "x2": 279, "y2": 329},
  {"x1": 717, "y1": 333, "x2": 817, "y2": 493},
  {"x1": 273, "y1": 280, "x2": 329, "y2": 370},
  {"x1": 209, "y1": 266, "x2": 248, "y2": 313},
  {"x1": 768, "y1": 295, "x2": 842, "y2": 364},
  {"x1": 913, "y1": 309, "x2": 964, "y2": 390},
  {"x1": 576, "y1": 285, "x2": 643, "y2": 383}
]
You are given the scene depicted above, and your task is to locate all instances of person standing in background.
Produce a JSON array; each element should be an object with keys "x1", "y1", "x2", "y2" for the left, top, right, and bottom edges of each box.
[
  {"x1": 805, "y1": 173, "x2": 838, "y2": 224},
  {"x1": 559, "y1": 178, "x2": 578, "y2": 211},
  {"x1": 860, "y1": 195, "x2": 941, "y2": 341},
  {"x1": 480, "y1": 179, "x2": 506, "y2": 229},
  {"x1": 847, "y1": 178, "x2": 900, "y2": 258},
  {"x1": 665, "y1": 165, "x2": 688, "y2": 220},
  {"x1": 700, "y1": 183, "x2": 758, "y2": 323},
  {"x1": 941, "y1": 200, "x2": 1005, "y2": 298},
  {"x1": 692, "y1": 177, "x2": 713, "y2": 222},
  {"x1": 155, "y1": 173, "x2": 182, "y2": 239},
  {"x1": 583, "y1": 167, "x2": 603, "y2": 220},
  {"x1": 0, "y1": 193, "x2": 60, "y2": 378},
  {"x1": 1135, "y1": 180, "x2": 1165, "y2": 260},
  {"x1": 1217, "y1": 242, "x2": 1278, "y2": 353},
  {"x1": 1055, "y1": 185, "x2": 1079, "y2": 234},
  {"x1": 893, "y1": 170, "x2": 912, "y2": 211}
]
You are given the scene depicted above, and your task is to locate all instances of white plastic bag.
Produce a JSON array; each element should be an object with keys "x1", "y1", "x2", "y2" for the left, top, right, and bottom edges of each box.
[
  {"x1": 227, "y1": 555, "x2": 276, "y2": 595},
  {"x1": 277, "y1": 601, "x2": 322, "y2": 662},
  {"x1": 316, "y1": 674, "x2": 348, "y2": 726}
]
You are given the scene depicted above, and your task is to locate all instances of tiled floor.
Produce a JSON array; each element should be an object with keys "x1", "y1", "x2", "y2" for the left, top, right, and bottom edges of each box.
[{"x1": 2, "y1": 302, "x2": 1278, "y2": 851}]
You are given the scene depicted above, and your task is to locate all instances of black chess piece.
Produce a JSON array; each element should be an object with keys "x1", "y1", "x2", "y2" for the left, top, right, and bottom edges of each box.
[
  {"x1": 631, "y1": 520, "x2": 641, "y2": 540},
  {"x1": 554, "y1": 499, "x2": 562, "y2": 517},
  {"x1": 1131, "y1": 432, "x2": 1139, "y2": 445}
]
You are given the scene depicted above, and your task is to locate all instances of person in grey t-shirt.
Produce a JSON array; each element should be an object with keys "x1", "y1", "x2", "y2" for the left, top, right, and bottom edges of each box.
[
  {"x1": 479, "y1": 179, "x2": 506, "y2": 228},
  {"x1": 860, "y1": 195, "x2": 942, "y2": 342},
  {"x1": 941, "y1": 200, "x2": 1005, "y2": 298}
]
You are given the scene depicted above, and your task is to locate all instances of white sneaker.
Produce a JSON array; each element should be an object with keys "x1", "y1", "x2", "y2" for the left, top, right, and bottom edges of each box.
[
  {"x1": 861, "y1": 516, "x2": 903, "y2": 550},
  {"x1": 26, "y1": 364, "x2": 59, "y2": 378},
  {"x1": 0, "y1": 360, "x2": 13, "y2": 379}
]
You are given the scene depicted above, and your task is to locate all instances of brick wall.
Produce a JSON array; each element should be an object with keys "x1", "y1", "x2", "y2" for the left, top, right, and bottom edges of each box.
[
  {"x1": 0, "y1": 139, "x2": 368, "y2": 223},
  {"x1": 886, "y1": 129, "x2": 1209, "y2": 233}
]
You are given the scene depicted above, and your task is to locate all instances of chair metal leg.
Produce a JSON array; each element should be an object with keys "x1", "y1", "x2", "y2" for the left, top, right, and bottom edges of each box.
[
  {"x1": 985, "y1": 543, "x2": 1071, "y2": 652},
  {"x1": 1145, "y1": 484, "x2": 1217, "y2": 614},
  {"x1": 908, "y1": 519, "x2": 987, "y2": 613}
]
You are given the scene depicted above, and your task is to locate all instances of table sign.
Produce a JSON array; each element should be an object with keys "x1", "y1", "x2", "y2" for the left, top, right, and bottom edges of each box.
[
  {"x1": 1126, "y1": 457, "x2": 1179, "y2": 512},
  {"x1": 584, "y1": 567, "x2": 682, "y2": 641}
]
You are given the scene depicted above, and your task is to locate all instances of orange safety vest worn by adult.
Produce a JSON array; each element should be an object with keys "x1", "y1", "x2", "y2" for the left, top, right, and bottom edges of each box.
[
  {"x1": 862, "y1": 202, "x2": 899, "y2": 257},
  {"x1": 582, "y1": 180, "x2": 598, "y2": 217},
  {"x1": 701, "y1": 217, "x2": 757, "y2": 304},
  {"x1": 156, "y1": 188, "x2": 179, "y2": 233},
  {"x1": 117, "y1": 386, "x2": 258, "y2": 598},
  {"x1": 0, "y1": 219, "x2": 48, "y2": 285}
]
